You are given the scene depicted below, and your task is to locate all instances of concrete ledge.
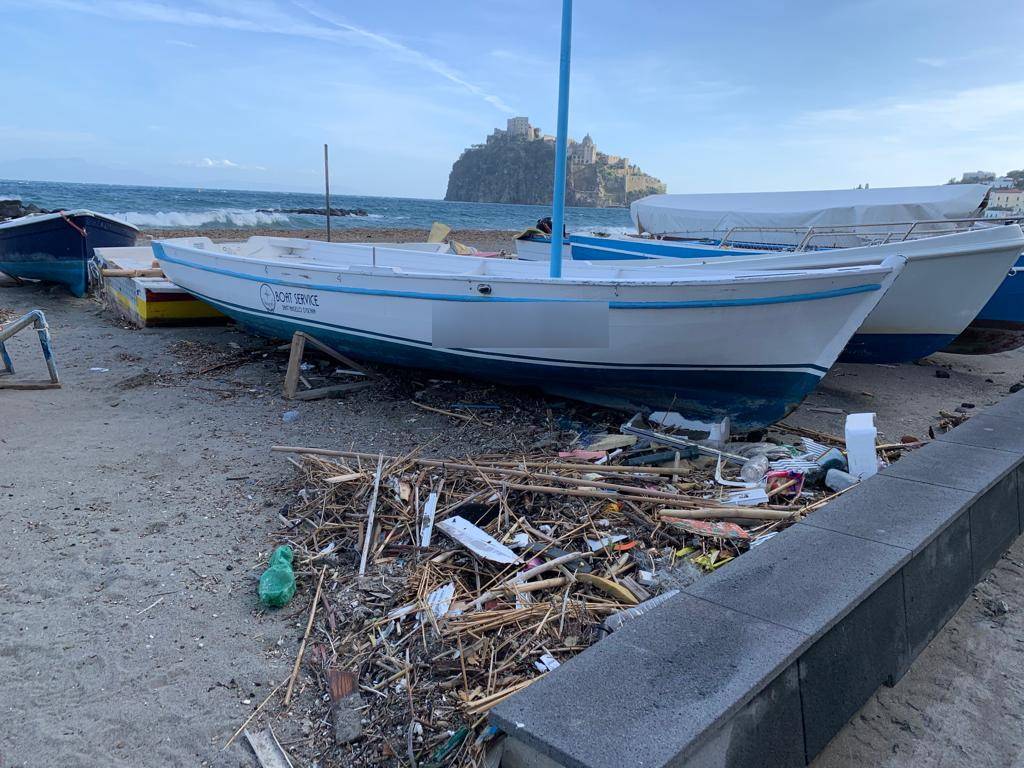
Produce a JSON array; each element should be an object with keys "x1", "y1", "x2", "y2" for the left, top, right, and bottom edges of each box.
[{"x1": 491, "y1": 392, "x2": 1024, "y2": 766}]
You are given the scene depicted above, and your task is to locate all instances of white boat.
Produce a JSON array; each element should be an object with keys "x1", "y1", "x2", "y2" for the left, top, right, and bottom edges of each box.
[
  {"x1": 631, "y1": 184, "x2": 992, "y2": 244},
  {"x1": 514, "y1": 190, "x2": 1024, "y2": 363},
  {"x1": 153, "y1": 236, "x2": 904, "y2": 429}
]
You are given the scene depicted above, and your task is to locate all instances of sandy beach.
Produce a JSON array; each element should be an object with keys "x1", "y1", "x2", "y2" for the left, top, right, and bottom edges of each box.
[{"x1": 3, "y1": 277, "x2": 1024, "y2": 766}]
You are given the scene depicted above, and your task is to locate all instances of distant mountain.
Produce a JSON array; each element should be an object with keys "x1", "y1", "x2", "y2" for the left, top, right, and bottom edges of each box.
[{"x1": 445, "y1": 118, "x2": 665, "y2": 208}]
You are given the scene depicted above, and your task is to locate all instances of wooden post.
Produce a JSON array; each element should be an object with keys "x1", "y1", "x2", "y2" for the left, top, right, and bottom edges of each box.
[{"x1": 324, "y1": 144, "x2": 331, "y2": 242}]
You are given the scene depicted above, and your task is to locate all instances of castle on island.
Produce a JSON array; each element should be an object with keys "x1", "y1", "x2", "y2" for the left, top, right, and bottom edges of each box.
[{"x1": 445, "y1": 117, "x2": 666, "y2": 208}]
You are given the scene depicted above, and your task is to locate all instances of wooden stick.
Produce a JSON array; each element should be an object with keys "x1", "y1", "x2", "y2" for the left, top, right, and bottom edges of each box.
[
  {"x1": 358, "y1": 454, "x2": 384, "y2": 577},
  {"x1": 284, "y1": 567, "x2": 327, "y2": 707},
  {"x1": 472, "y1": 552, "x2": 588, "y2": 609},
  {"x1": 271, "y1": 446, "x2": 698, "y2": 476},
  {"x1": 100, "y1": 268, "x2": 165, "y2": 278},
  {"x1": 502, "y1": 481, "x2": 705, "y2": 507},
  {"x1": 410, "y1": 401, "x2": 473, "y2": 422},
  {"x1": 499, "y1": 576, "x2": 568, "y2": 594},
  {"x1": 660, "y1": 507, "x2": 797, "y2": 521}
]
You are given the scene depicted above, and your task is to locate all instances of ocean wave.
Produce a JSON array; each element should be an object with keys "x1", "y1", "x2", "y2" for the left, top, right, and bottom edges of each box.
[
  {"x1": 113, "y1": 208, "x2": 292, "y2": 228},
  {"x1": 574, "y1": 225, "x2": 637, "y2": 236}
]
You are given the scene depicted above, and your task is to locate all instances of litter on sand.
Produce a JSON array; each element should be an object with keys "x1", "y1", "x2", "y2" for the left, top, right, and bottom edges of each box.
[{"x1": 256, "y1": 407, "x2": 932, "y2": 766}]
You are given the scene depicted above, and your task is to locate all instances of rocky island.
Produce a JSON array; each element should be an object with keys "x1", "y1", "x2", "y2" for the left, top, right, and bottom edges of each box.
[{"x1": 445, "y1": 117, "x2": 666, "y2": 208}]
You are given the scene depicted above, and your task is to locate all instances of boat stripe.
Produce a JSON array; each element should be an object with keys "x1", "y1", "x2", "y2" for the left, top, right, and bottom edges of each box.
[
  {"x1": 181, "y1": 285, "x2": 831, "y2": 375},
  {"x1": 154, "y1": 245, "x2": 881, "y2": 310}
]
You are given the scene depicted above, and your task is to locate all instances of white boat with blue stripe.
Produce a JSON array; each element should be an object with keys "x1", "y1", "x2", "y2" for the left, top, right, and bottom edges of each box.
[{"x1": 153, "y1": 236, "x2": 904, "y2": 429}]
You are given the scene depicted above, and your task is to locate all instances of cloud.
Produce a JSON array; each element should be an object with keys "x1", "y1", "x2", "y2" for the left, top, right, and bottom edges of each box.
[
  {"x1": 166, "y1": 39, "x2": 198, "y2": 48},
  {"x1": 291, "y1": 1, "x2": 515, "y2": 113},
  {"x1": 29, "y1": 0, "x2": 513, "y2": 113},
  {"x1": 180, "y1": 157, "x2": 265, "y2": 170},
  {"x1": 915, "y1": 57, "x2": 947, "y2": 68},
  {"x1": 796, "y1": 81, "x2": 1024, "y2": 135}
]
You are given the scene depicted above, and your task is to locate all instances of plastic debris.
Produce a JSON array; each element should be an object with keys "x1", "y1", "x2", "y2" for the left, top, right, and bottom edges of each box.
[
  {"x1": 282, "y1": 410, "x2": 300, "y2": 423},
  {"x1": 739, "y1": 455, "x2": 770, "y2": 484},
  {"x1": 723, "y1": 488, "x2": 771, "y2": 506},
  {"x1": 665, "y1": 519, "x2": 751, "y2": 541},
  {"x1": 534, "y1": 653, "x2": 561, "y2": 672},
  {"x1": 436, "y1": 515, "x2": 519, "y2": 563},
  {"x1": 258, "y1": 545, "x2": 296, "y2": 608},
  {"x1": 602, "y1": 589, "x2": 680, "y2": 634},
  {"x1": 845, "y1": 412, "x2": 879, "y2": 479},
  {"x1": 825, "y1": 468, "x2": 860, "y2": 492}
]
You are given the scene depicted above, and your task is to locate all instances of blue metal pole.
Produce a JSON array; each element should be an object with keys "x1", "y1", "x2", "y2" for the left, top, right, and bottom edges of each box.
[{"x1": 549, "y1": 0, "x2": 573, "y2": 278}]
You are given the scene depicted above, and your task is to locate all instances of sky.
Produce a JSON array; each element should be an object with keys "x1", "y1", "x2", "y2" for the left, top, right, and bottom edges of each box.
[{"x1": 1, "y1": 0, "x2": 1023, "y2": 198}]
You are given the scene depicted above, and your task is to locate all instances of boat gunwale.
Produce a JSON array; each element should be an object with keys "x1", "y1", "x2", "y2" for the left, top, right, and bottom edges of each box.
[{"x1": 153, "y1": 239, "x2": 896, "y2": 291}]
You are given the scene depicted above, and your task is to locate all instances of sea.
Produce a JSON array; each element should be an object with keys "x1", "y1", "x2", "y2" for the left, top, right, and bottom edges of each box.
[{"x1": 0, "y1": 179, "x2": 635, "y2": 233}]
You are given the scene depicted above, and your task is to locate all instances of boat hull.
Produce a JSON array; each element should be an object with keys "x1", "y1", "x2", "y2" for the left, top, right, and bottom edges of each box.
[
  {"x1": 519, "y1": 228, "x2": 1024, "y2": 364},
  {"x1": 0, "y1": 213, "x2": 137, "y2": 296},
  {"x1": 154, "y1": 240, "x2": 900, "y2": 430}
]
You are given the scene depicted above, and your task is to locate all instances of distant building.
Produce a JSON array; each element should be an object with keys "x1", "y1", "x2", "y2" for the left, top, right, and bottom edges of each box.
[
  {"x1": 992, "y1": 176, "x2": 1016, "y2": 188},
  {"x1": 961, "y1": 170, "x2": 997, "y2": 184},
  {"x1": 506, "y1": 116, "x2": 533, "y2": 138},
  {"x1": 988, "y1": 188, "x2": 1024, "y2": 212}
]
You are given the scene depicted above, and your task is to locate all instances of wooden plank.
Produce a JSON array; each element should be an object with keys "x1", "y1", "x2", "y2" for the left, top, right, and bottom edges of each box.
[
  {"x1": 0, "y1": 380, "x2": 61, "y2": 390},
  {"x1": 282, "y1": 333, "x2": 306, "y2": 399}
]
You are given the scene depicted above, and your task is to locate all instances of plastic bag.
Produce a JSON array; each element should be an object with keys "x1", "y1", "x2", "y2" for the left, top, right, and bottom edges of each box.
[{"x1": 258, "y1": 545, "x2": 296, "y2": 608}]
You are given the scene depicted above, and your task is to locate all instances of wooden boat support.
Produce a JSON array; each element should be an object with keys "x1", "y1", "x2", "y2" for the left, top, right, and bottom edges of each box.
[{"x1": 0, "y1": 309, "x2": 61, "y2": 390}]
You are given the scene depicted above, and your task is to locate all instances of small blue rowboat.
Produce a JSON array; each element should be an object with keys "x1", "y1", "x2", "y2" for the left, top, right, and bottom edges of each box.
[{"x1": 0, "y1": 210, "x2": 138, "y2": 297}]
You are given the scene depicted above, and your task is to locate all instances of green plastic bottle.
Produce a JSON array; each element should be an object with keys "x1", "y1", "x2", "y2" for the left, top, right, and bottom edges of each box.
[{"x1": 258, "y1": 545, "x2": 296, "y2": 608}]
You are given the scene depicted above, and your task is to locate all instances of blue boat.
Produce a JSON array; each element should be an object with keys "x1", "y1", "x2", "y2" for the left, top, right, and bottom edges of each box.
[{"x1": 0, "y1": 210, "x2": 138, "y2": 297}]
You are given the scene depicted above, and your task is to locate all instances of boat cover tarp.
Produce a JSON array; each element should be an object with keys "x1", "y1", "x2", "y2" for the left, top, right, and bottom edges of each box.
[{"x1": 630, "y1": 185, "x2": 991, "y2": 238}]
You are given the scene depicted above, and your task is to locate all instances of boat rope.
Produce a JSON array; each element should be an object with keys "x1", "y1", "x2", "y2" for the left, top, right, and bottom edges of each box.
[{"x1": 60, "y1": 211, "x2": 88, "y2": 238}]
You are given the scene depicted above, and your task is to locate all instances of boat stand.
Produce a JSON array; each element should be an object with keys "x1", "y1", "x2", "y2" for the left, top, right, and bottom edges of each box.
[
  {"x1": 0, "y1": 309, "x2": 61, "y2": 390},
  {"x1": 282, "y1": 331, "x2": 373, "y2": 401}
]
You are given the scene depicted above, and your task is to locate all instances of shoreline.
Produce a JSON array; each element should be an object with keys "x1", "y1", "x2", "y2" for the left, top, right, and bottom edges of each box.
[{"x1": 137, "y1": 226, "x2": 520, "y2": 253}]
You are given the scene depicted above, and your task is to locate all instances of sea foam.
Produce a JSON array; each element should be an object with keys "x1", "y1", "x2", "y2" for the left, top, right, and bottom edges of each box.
[{"x1": 113, "y1": 208, "x2": 292, "y2": 228}]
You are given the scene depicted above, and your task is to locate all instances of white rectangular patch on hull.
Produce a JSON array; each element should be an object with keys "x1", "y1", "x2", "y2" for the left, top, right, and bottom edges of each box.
[{"x1": 431, "y1": 301, "x2": 610, "y2": 348}]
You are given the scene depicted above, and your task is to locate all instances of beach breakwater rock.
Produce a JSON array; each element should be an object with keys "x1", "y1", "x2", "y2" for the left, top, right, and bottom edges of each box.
[
  {"x1": 257, "y1": 207, "x2": 368, "y2": 217},
  {"x1": 0, "y1": 199, "x2": 48, "y2": 222}
]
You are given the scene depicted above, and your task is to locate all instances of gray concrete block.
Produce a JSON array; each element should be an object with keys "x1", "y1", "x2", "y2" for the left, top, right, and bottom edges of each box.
[
  {"x1": 801, "y1": 473, "x2": 973, "y2": 554},
  {"x1": 489, "y1": 592, "x2": 807, "y2": 768},
  {"x1": 798, "y1": 573, "x2": 909, "y2": 760},
  {"x1": 937, "y1": 412, "x2": 1024, "y2": 456},
  {"x1": 902, "y1": 512, "x2": 973, "y2": 659},
  {"x1": 684, "y1": 523, "x2": 908, "y2": 637},
  {"x1": 678, "y1": 663, "x2": 804, "y2": 768},
  {"x1": 969, "y1": 472, "x2": 1020, "y2": 577},
  {"x1": 979, "y1": 390, "x2": 1024, "y2": 422},
  {"x1": 881, "y1": 440, "x2": 1021, "y2": 497}
]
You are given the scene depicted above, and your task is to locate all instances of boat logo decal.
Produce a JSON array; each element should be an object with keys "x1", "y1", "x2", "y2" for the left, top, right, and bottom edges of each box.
[
  {"x1": 260, "y1": 284, "x2": 276, "y2": 311},
  {"x1": 259, "y1": 283, "x2": 321, "y2": 315}
]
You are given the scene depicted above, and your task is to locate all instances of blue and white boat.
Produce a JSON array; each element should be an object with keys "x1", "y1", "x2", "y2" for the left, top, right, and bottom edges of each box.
[
  {"x1": 154, "y1": 236, "x2": 904, "y2": 429},
  {"x1": 0, "y1": 210, "x2": 138, "y2": 297},
  {"x1": 515, "y1": 187, "x2": 1024, "y2": 363}
]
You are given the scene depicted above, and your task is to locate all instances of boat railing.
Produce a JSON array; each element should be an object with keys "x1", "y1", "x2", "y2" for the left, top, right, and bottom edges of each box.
[{"x1": 699, "y1": 215, "x2": 1024, "y2": 251}]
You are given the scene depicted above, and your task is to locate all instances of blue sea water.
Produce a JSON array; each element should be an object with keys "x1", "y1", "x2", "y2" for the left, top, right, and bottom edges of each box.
[{"x1": 0, "y1": 179, "x2": 635, "y2": 233}]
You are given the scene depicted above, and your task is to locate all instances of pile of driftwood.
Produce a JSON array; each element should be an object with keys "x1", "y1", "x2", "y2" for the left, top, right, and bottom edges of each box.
[{"x1": 263, "y1": 419, "x2": 916, "y2": 767}]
